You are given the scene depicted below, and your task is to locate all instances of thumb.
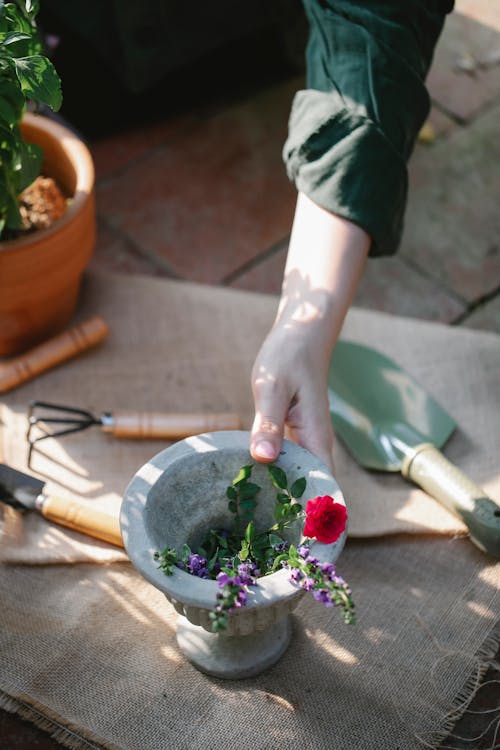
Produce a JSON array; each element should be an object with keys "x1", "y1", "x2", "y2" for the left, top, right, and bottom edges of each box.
[{"x1": 250, "y1": 377, "x2": 291, "y2": 464}]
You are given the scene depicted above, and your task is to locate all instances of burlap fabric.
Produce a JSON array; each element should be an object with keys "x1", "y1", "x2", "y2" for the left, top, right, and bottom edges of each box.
[
  {"x1": 0, "y1": 271, "x2": 499, "y2": 749},
  {"x1": 2, "y1": 271, "x2": 499, "y2": 563}
]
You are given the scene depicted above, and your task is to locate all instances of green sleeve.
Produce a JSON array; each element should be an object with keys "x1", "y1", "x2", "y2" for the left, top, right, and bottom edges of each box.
[{"x1": 283, "y1": 0, "x2": 454, "y2": 256}]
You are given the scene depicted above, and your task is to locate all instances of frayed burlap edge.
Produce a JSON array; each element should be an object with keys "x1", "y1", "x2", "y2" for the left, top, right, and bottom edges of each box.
[
  {"x1": 0, "y1": 690, "x2": 121, "y2": 750},
  {"x1": 414, "y1": 622, "x2": 500, "y2": 749}
]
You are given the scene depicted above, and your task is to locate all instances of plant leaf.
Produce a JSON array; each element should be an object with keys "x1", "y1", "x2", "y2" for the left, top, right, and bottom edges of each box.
[
  {"x1": 268, "y1": 465, "x2": 288, "y2": 490},
  {"x1": 239, "y1": 482, "x2": 260, "y2": 500},
  {"x1": 290, "y1": 477, "x2": 306, "y2": 498},
  {"x1": 232, "y1": 464, "x2": 253, "y2": 485},
  {"x1": 13, "y1": 55, "x2": 62, "y2": 110}
]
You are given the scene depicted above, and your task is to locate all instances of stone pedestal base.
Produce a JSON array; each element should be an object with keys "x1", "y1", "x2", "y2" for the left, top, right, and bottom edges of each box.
[{"x1": 176, "y1": 615, "x2": 292, "y2": 679}]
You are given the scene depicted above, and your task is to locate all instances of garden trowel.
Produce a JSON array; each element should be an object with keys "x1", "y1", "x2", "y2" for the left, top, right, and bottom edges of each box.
[
  {"x1": 328, "y1": 341, "x2": 500, "y2": 556},
  {"x1": 0, "y1": 463, "x2": 124, "y2": 548}
]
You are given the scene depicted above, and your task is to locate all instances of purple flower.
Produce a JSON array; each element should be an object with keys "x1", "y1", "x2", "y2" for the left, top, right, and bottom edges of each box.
[
  {"x1": 313, "y1": 588, "x2": 330, "y2": 604},
  {"x1": 288, "y1": 568, "x2": 303, "y2": 583},
  {"x1": 216, "y1": 572, "x2": 232, "y2": 587},
  {"x1": 297, "y1": 545, "x2": 310, "y2": 559},
  {"x1": 185, "y1": 553, "x2": 210, "y2": 577},
  {"x1": 305, "y1": 555, "x2": 319, "y2": 569},
  {"x1": 237, "y1": 563, "x2": 257, "y2": 586},
  {"x1": 273, "y1": 541, "x2": 288, "y2": 552},
  {"x1": 301, "y1": 577, "x2": 316, "y2": 591}
]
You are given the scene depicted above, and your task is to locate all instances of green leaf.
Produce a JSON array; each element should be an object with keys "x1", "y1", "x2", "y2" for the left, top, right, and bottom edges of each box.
[
  {"x1": 12, "y1": 138, "x2": 41, "y2": 192},
  {"x1": 179, "y1": 544, "x2": 191, "y2": 562},
  {"x1": 245, "y1": 522, "x2": 256, "y2": 543},
  {"x1": 232, "y1": 464, "x2": 253, "y2": 485},
  {"x1": 13, "y1": 55, "x2": 62, "y2": 110},
  {"x1": 0, "y1": 31, "x2": 30, "y2": 45},
  {"x1": 0, "y1": 78, "x2": 25, "y2": 126},
  {"x1": 226, "y1": 485, "x2": 237, "y2": 500},
  {"x1": 290, "y1": 477, "x2": 306, "y2": 498},
  {"x1": 239, "y1": 482, "x2": 260, "y2": 500},
  {"x1": 239, "y1": 498, "x2": 257, "y2": 511},
  {"x1": 277, "y1": 492, "x2": 289, "y2": 504},
  {"x1": 268, "y1": 533, "x2": 284, "y2": 547},
  {"x1": 227, "y1": 500, "x2": 237, "y2": 513},
  {"x1": 268, "y1": 465, "x2": 288, "y2": 490}
]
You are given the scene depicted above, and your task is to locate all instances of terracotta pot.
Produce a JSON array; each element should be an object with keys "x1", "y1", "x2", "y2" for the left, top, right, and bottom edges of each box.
[{"x1": 0, "y1": 112, "x2": 96, "y2": 356}]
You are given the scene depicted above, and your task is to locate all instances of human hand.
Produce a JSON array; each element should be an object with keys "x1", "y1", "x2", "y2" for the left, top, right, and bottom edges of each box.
[{"x1": 250, "y1": 323, "x2": 335, "y2": 472}]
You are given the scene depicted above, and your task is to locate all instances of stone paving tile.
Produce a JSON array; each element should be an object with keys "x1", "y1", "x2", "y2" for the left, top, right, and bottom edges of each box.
[
  {"x1": 427, "y1": 2, "x2": 500, "y2": 121},
  {"x1": 228, "y1": 239, "x2": 288, "y2": 295},
  {"x1": 88, "y1": 220, "x2": 174, "y2": 278},
  {"x1": 229, "y1": 240, "x2": 467, "y2": 324},
  {"x1": 95, "y1": 77, "x2": 300, "y2": 284},
  {"x1": 353, "y1": 256, "x2": 466, "y2": 323},
  {"x1": 401, "y1": 102, "x2": 500, "y2": 303},
  {"x1": 459, "y1": 294, "x2": 500, "y2": 333},
  {"x1": 420, "y1": 106, "x2": 457, "y2": 142}
]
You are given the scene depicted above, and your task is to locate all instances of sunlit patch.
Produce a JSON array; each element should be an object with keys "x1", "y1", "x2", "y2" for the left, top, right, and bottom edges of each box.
[
  {"x1": 313, "y1": 633, "x2": 358, "y2": 664},
  {"x1": 290, "y1": 300, "x2": 322, "y2": 324},
  {"x1": 258, "y1": 691, "x2": 297, "y2": 711},
  {"x1": 467, "y1": 601, "x2": 496, "y2": 620}
]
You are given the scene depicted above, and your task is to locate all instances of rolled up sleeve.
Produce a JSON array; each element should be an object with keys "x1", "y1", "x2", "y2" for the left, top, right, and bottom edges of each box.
[{"x1": 283, "y1": 0, "x2": 454, "y2": 256}]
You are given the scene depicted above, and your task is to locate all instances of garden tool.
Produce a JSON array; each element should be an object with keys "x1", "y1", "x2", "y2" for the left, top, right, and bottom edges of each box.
[
  {"x1": 0, "y1": 462, "x2": 123, "y2": 547},
  {"x1": 328, "y1": 340, "x2": 500, "y2": 557},
  {"x1": 26, "y1": 400, "x2": 242, "y2": 468},
  {"x1": 0, "y1": 315, "x2": 109, "y2": 393}
]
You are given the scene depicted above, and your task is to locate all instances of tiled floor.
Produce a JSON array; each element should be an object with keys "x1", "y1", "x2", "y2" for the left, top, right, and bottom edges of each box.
[{"x1": 2, "y1": 1, "x2": 500, "y2": 747}]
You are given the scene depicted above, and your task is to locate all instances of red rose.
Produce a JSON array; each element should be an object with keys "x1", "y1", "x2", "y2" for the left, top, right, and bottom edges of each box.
[{"x1": 303, "y1": 495, "x2": 347, "y2": 544}]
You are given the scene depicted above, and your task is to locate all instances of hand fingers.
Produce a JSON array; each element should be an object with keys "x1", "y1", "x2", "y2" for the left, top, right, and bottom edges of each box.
[
  {"x1": 287, "y1": 389, "x2": 335, "y2": 472},
  {"x1": 250, "y1": 369, "x2": 291, "y2": 463}
]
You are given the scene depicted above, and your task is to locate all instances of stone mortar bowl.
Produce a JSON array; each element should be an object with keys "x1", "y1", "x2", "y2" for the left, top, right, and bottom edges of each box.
[{"x1": 120, "y1": 431, "x2": 347, "y2": 678}]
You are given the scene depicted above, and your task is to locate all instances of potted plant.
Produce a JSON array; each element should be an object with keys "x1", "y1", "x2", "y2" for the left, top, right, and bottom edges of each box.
[
  {"x1": 0, "y1": 0, "x2": 96, "y2": 356},
  {"x1": 120, "y1": 431, "x2": 353, "y2": 679}
]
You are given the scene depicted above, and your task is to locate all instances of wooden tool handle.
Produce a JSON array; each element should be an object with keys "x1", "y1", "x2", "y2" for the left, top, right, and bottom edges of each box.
[
  {"x1": 0, "y1": 315, "x2": 109, "y2": 393},
  {"x1": 402, "y1": 443, "x2": 500, "y2": 556},
  {"x1": 40, "y1": 495, "x2": 123, "y2": 548},
  {"x1": 105, "y1": 411, "x2": 242, "y2": 439}
]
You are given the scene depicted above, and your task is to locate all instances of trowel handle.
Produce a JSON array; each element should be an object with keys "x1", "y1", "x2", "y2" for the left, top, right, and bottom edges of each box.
[
  {"x1": 403, "y1": 444, "x2": 500, "y2": 556},
  {"x1": 104, "y1": 411, "x2": 241, "y2": 439},
  {"x1": 0, "y1": 316, "x2": 109, "y2": 393},
  {"x1": 39, "y1": 495, "x2": 123, "y2": 548}
]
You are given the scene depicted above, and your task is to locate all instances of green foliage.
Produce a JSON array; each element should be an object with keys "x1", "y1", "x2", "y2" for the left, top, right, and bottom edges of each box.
[
  {"x1": 154, "y1": 460, "x2": 355, "y2": 633},
  {"x1": 0, "y1": 0, "x2": 62, "y2": 238}
]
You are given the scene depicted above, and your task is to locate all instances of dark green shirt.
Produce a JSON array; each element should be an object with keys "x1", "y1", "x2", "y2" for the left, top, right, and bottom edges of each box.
[{"x1": 283, "y1": 0, "x2": 455, "y2": 256}]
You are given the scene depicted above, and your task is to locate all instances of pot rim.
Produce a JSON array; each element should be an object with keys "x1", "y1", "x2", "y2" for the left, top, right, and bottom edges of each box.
[
  {"x1": 0, "y1": 111, "x2": 95, "y2": 253},
  {"x1": 120, "y1": 430, "x2": 347, "y2": 611}
]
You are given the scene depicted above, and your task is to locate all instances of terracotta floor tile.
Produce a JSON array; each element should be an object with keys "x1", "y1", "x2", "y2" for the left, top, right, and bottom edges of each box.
[
  {"x1": 89, "y1": 115, "x2": 197, "y2": 181},
  {"x1": 95, "y1": 78, "x2": 301, "y2": 284}
]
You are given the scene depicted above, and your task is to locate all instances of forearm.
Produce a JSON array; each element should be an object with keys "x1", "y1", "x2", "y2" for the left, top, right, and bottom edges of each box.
[
  {"x1": 274, "y1": 191, "x2": 370, "y2": 364},
  {"x1": 250, "y1": 193, "x2": 370, "y2": 468}
]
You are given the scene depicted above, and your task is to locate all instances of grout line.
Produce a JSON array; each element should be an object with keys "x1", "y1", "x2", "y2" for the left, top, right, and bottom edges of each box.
[
  {"x1": 97, "y1": 215, "x2": 185, "y2": 279},
  {"x1": 449, "y1": 285, "x2": 500, "y2": 326},
  {"x1": 220, "y1": 235, "x2": 290, "y2": 286},
  {"x1": 398, "y1": 255, "x2": 469, "y2": 306}
]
